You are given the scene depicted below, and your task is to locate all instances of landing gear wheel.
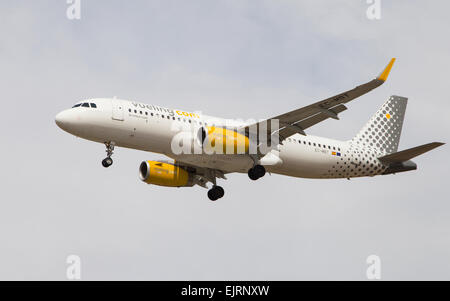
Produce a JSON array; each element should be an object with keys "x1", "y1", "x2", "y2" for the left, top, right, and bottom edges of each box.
[
  {"x1": 215, "y1": 186, "x2": 225, "y2": 198},
  {"x1": 248, "y1": 165, "x2": 266, "y2": 180},
  {"x1": 208, "y1": 189, "x2": 218, "y2": 201},
  {"x1": 254, "y1": 165, "x2": 266, "y2": 178},
  {"x1": 248, "y1": 168, "x2": 259, "y2": 181},
  {"x1": 207, "y1": 185, "x2": 225, "y2": 201},
  {"x1": 102, "y1": 157, "x2": 113, "y2": 168}
]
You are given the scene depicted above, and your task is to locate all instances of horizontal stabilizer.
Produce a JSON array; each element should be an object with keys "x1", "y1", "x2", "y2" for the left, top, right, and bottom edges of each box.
[{"x1": 378, "y1": 142, "x2": 445, "y2": 164}]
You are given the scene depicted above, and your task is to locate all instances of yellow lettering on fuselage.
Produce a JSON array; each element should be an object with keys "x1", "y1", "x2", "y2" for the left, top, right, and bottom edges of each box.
[{"x1": 175, "y1": 110, "x2": 200, "y2": 118}]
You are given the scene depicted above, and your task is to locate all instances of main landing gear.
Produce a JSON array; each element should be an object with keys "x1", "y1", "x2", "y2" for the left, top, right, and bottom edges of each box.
[
  {"x1": 248, "y1": 165, "x2": 266, "y2": 181},
  {"x1": 203, "y1": 169, "x2": 226, "y2": 201},
  {"x1": 208, "y1": 185, "x2": 225, "y2": 201},
  {"x1": 102, "y1": 142, "x2": 115, "y2": 168}
]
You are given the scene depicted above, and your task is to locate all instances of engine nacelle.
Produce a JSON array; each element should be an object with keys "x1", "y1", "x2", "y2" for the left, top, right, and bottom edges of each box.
[
  {"x1": 199, "y1": 126, "x2": 249, "y2": 154},
  {"x1": 139, "y1": 161, "x2": 193, "y2": 187}
]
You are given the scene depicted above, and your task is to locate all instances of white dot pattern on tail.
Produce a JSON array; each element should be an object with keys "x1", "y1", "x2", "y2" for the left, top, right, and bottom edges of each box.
[
  {"x1": 320, "y1": 95, "x2": 408, "y2": 179},
  {"x1": 351, "y1": 96, "x2": 407, "y2": 155}
]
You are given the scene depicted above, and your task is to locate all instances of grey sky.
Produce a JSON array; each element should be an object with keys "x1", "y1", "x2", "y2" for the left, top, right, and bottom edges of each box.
[{"x1": 0, "y1": 0, "x2": 448, "y2": 280}]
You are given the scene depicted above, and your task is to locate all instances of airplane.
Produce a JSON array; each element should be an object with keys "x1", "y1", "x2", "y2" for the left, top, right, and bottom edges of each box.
[{"x1": 55, "y1": 58, "x2": 444, "y2": 201}]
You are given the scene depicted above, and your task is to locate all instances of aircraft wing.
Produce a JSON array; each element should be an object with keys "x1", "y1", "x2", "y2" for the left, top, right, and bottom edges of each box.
[{"x1": 244, "y1": 58, "x2": 396, "y2": 140}]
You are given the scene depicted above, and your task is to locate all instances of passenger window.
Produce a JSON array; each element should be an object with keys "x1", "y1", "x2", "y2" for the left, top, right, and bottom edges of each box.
[
  {"x1": 134, "y1": 110, "x2": 137, "y2": 113},
  {"x1": 82, "y1": 103, "x2": 90, "y2": 107},
  {"x1": 151, "y1": 113, "x2": 154, "y2": 116},
  {"x1": 167, "y1": 116, "x2": 170, "y2": 119},
  {"x1": 129, "y1": 109, "x2": 131, "y2": 112},
  {"x1": 90, "y1": 103, "x2": 97, "y2": 108},
  {"x1": 140, "y1": 111, "x2": 143, "y2": 114},
  {"x1": 162, "y1": 115, "x2": 165, "y2": 118},
  {"x1": 145, "y1": 112, "x2": 148, "y2": 115}
]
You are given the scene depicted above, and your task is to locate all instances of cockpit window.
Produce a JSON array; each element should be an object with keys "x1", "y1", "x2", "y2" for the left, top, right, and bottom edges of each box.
[{"x1": 73, "y1": 102, "x2": 98, "y2": 108}]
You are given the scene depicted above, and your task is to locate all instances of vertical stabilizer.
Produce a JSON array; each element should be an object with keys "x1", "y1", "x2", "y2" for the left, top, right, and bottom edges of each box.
[{"x1": 351, "y1": 95, "x2": 407, "y2": 154}]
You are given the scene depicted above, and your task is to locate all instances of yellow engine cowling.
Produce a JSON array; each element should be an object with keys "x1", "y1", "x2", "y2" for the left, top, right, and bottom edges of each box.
[
  {"x1": 139, "y1": 161, "x2": 192, "y2": 187},
  {"x1": 199, "y1": 126, "x2": 249, "y2": 154}
]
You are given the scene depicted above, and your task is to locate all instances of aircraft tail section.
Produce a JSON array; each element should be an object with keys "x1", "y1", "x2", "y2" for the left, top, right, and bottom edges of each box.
[{"x1": 351, "y1": 95, "x2": 408, "y2": 154}]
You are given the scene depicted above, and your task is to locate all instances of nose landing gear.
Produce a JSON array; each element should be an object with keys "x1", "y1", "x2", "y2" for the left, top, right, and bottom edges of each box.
[
  {"x1": 102, "y1": 142, "x2": 115, "y2": 168},
  {"x1": 248, "y1": 164, "x2": 266, "y2": 180}
]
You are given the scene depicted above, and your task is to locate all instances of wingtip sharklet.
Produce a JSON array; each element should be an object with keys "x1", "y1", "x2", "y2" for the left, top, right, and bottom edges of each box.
[{"x1": 377, "y1": 58, "x2": 396, "y2": 82}]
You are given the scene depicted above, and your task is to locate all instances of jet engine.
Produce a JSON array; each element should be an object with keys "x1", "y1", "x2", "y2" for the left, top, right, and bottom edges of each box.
[
  {"x1": 139, "y1": 161, "x2": 194, "y2": 187},
  {"x1": 198, "y1": 126, "x2": 249, "y2": 154}
]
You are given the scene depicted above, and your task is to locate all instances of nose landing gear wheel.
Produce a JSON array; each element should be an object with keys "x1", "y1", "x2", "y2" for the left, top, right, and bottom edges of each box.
[
  {"x1": 208, "y1": 185, "x2": 225, "y2": 201},
  {"x1": 102, "y1": 157, "x2": 113, "y2": 168}
]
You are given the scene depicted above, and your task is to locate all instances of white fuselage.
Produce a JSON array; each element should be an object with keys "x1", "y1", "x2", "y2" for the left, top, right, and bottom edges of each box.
[{"x1": 55, "y1": 98, "x2": 388, "y2": 179}]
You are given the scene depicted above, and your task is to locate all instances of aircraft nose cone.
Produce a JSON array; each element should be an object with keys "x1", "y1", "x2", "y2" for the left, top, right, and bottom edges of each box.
[
  {"x1": 55, "y1": 110, "x2": 76, "y2": 131},
  {"x1": 55, "y1": 111, "x2": 67, "y2": 128}
]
